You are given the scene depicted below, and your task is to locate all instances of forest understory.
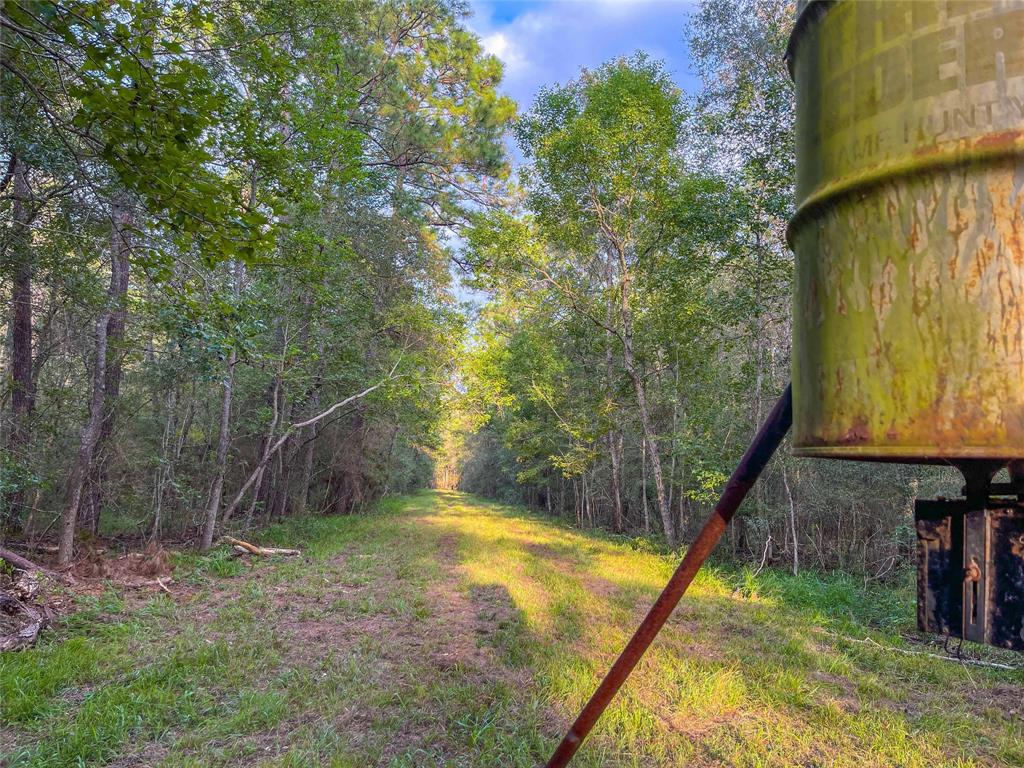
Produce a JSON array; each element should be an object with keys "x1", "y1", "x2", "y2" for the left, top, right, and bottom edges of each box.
[{"x1": 2, "y1": 491, "x2": 1022, "y2": 768}]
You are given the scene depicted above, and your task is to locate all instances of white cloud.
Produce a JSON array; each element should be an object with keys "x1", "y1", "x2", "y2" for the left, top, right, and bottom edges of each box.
[
  {"x1": 480, "y1": 31, "x2": 528, "y2": 74},
  {"x1": 468, "y1": 0, "x2": 701, "y2": 115}
]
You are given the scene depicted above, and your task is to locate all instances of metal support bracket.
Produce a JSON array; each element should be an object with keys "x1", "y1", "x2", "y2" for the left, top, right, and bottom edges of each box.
[{"x1": 916, "y1": 498, "x2": 1024, "y2": 651}]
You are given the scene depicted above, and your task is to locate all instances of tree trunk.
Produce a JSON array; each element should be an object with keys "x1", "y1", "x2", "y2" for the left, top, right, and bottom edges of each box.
[
  {"x1": 585, "y1": 475, "x2": 593, "y2": 528},
  {"x1": 4, "y1": 157, "x2": 33, "y2": 536},
  {"x1": 243, "y1": 466, "x2": 266, "y2": 529},
  {"x1": 239, "y1": 380, "x2": 280, "y2": 529},
  {"x1": 82, "y1": 199, "x2": 132, "y2": 535},
  {"x1": 573, "y1": 478, "x2": 581, "y2": 526},
  {"x1": 151, "y1": 388, "x2": 176, "y2": 542},
  {"x1": 783, "y1": 462, "x2": 799, "y2": 576},
  {"x1": 267, "y1": 394, "x2": 294, "y2": 520},
  {"x1": 603, "y1": 254, "x2": 624, "y2": 533},
  {"x1": 618, "y1": 264, "x2": 675, "y2": 546},
  {"x1": 57, "y1": 312, "x2": 110, "y2": 564},
  {"x1": 607, "y1": 433, "x2": 624, "y2": 532},
  {"x1": 251, "y1": 309, "x2": 288, "y2": 522},
  {"x1": 269, "y1": 441, "x2": 292, "y2": 520},
  {"x1": 294, "y1": 336, "x2": 325, "y2": 516},
  {"x1": 667, "y1": 358, "x2": 680, "y2": 514},
  {"x1": 295, "y1": 402, "x2": 319, "y2": 516},
  {"x1": 226, "y1": 376, "x2": 281, "y2": 527},
  {"x1": 381, "y1": 422, "x2": 399, "y2": 497},
  {"x1": 200, "y1": 345, "x2": 236, "y2": 550},
  {"x1": 641, "y1": 437, "x2": 650, "y2": 534},
  {"x1": 200, "y1": 262, "x2": 243, "y2": 550}
]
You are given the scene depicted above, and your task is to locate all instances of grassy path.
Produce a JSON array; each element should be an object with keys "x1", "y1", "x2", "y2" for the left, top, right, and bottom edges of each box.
[{"x1": 2, "y1": 490, "x2": 1022, "y2": 767}]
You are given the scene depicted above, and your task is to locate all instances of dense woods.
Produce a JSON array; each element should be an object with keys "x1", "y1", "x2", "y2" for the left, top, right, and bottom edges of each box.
[
  {"x1": 1, "y1": 0, "x2": 512, "y2": 563},
  {"x1": 2, "y1": 0, "x2": 957, "y2": 575}
]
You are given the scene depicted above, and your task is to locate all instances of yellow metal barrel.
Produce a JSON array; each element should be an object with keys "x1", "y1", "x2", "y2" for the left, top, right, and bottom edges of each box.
[{"x1": 787, "y1": 0, "x2": 1024, "y2": 462}]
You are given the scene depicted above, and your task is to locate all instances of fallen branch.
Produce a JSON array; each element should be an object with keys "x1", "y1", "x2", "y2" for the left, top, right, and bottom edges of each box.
[
  {"x1": 219, "y1": 363, "x2": 401, "y2": 525},
  {"x1": 122, "y1": 577, "x2": 176, "y2": 593},
  {"x1": 222, "y1": 536, "x2": 300, "y2": 557},
  {"x1": 0, "y1": 546, "x2": 57, "y2": 577},
  {"x1": 817, "y1": 629, "x2": 1022, "y2": 671}
]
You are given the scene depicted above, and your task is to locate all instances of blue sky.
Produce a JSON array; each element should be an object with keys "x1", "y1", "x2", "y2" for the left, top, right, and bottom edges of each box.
[{"x1": 467, "y1": 0, "x2": 702, "y2": 119}]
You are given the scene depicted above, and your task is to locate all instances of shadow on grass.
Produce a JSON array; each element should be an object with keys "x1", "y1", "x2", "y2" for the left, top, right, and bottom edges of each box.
[
  {"x1": 3, "y1": 490, "x2": 1022, "y2": 768},
  {"x1": 435, "y1": 492, "x2": 1024, "y2": 768}
]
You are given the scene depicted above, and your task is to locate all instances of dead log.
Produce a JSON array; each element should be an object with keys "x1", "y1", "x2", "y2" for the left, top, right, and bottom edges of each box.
[
  {"x1": 7, "y1": 543, "x2": 104, "y2": 556},
  {"x1": 11, "y1": 570, "x2": 40, "y2": 601},
  {"x1": 222, "y1": 536, "x2": 300, "y2": 557},
  {"x1": 0, "y1": 592, "x2": 47, "y2": 652},
  {"x1": 0, "y1": 546, "x2": 56, "y2": 576}
]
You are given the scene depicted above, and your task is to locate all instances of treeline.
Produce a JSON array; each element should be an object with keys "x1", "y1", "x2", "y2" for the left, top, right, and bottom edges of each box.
[
  {"x1": 0, "y1": 0, "x2": 512, "y2": 562},
  {"x1": 450, "y1": 0, "x2": 958, "y2": 576}
]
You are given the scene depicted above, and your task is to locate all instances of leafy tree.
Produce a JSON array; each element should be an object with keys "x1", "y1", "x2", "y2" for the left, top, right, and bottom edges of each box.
[
  {"x1": 1, "y1": 0, "x2": 512, "y2": 562},
  {"x1": 464, "y1": 56, "x2": 734, "y2": 546}
]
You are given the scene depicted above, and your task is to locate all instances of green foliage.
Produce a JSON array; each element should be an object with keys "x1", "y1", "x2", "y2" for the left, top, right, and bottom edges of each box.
[
  {"x1": 456, "y1": 52, "x2": 748, "y2": 545},
  {"x1": 516, "y1": 54, "x2": 686, "y2": 253},
  {"x1": 451, "y1": 0, "x2": 949, "y2": 577},
  {"x1": 2, "y1": 0, "x2": 274, "y2": 265},
  {"x1": 1, "y1": 0, "x2": 514, "y2": 542}
]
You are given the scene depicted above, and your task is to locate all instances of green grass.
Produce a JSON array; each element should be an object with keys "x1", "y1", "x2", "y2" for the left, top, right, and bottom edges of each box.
[{"x1": 2, "y1": 490, "x2": 1022, "y2": 767}]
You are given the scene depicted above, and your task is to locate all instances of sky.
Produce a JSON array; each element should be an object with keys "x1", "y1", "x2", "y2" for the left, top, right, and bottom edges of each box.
[{"x1": 466, "y1": 0, "x2": 702, "y2": 123}]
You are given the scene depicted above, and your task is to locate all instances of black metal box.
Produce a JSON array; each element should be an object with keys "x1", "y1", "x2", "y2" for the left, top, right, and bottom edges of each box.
[{"x1": 916, "y1": 500, "x2": 1024, "y2": 651}]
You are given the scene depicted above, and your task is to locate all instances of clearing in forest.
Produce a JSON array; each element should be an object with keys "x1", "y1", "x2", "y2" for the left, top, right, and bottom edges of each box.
[{"x1": 2, "y1": 490, "x2": 1022, "y2": 767}]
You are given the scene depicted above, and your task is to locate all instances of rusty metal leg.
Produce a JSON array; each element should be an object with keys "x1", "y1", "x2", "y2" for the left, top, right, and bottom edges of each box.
[{"x1": 544, "y1": 385, "x2": 793, "y2": 768}]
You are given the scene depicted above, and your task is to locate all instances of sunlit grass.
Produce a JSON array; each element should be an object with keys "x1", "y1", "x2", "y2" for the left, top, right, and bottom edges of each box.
[
  {"x1": 430, "y1": 491, "x2": 1024, "y2": 768},
  {"x1": 2, "y1": 489, "x2": 1021, "y2": 767}
]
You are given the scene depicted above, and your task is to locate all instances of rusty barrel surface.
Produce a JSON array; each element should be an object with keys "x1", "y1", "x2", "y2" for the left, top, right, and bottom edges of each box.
[{"x1": 787, "y1": 0, "x2": 1024, "y2": 462}]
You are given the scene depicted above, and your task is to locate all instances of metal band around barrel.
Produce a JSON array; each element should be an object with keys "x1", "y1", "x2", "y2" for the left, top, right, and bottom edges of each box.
[{"x1": 785, "y1": 140, "x2": 1024, "y2": 248}]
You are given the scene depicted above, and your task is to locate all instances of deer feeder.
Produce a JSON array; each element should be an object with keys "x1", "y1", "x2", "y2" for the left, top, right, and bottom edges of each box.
[{"x1": 546, "y1": 2, "x2": 1024, "y2": 764}]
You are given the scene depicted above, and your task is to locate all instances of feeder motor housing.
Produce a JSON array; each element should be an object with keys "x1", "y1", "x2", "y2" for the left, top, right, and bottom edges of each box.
[{"x1": 917, "y1": 496, "x2": 1024, "y2": 650}]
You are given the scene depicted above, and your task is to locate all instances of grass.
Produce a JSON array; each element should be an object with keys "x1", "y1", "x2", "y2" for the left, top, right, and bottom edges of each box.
[{"x1": 2, "y1": 490, "x2": 1022, "y2": 767}]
